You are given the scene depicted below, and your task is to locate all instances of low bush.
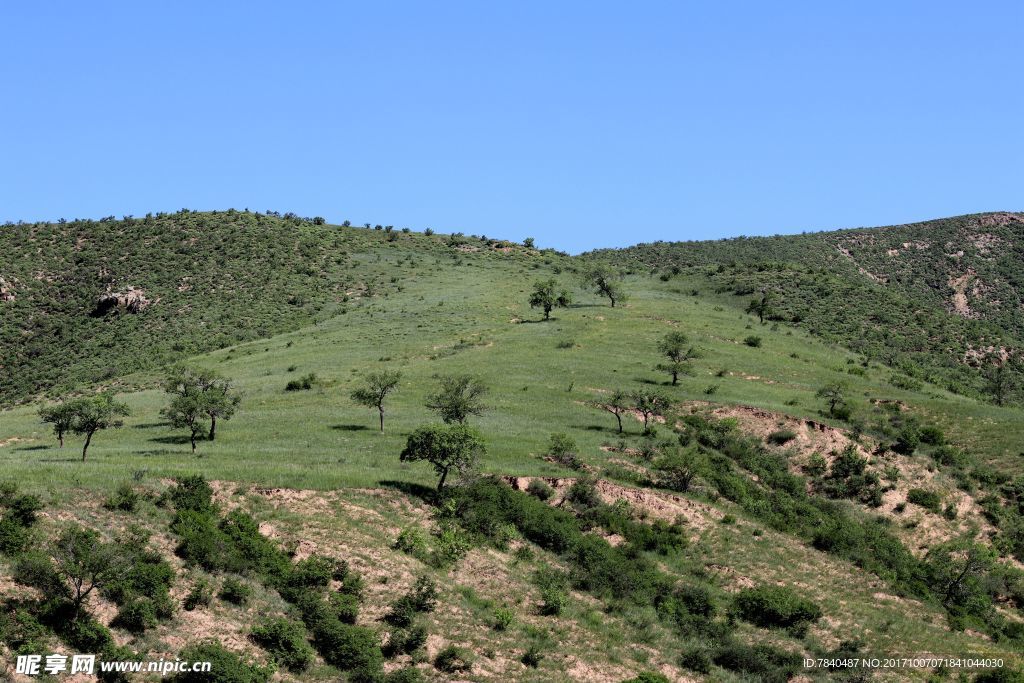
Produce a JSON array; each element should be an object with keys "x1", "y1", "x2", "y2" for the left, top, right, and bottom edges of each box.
[
  {"x1": 743, "y1": 335, "x2": 762, "y2": 347},
  {"x1": 112, "y1": 598, "x2": 158, "y2": 633},
  {"x1": 712, "y1": 640, "x2": 802, "y2": 683},
  {"x1": 493, "y1": 606, "x2": 515, "y2": 631},
  {"x1": 394, "y1": 527, "x2": 428, "y2": 557},
  {"x1": 170, "y1": 641, "x2": 272, "y2": 683},
  {"x1": 766, "y1": 429, "x2": 797, "y2": 445},
  {"x1": 250, "y1": 617, "x2": 314, "y2": 673},
  {"x1": 526, "y1": 479, "x2": 554, "y2": 501},
  {"x1": 907, "y1": 488, "x2": 942, "y2": 513},
  {"x1": 434, "y1": 644, "x2": 473, "y2": 673},
  {"x1": 183, "y1": 578, "x2": 212, "y2": 611},
  {"x1": 285, "y1": 373, "x2": 317, "y2": 392},
  {"x1": 733, "y1": 585, "x2": 822, "y2": 633},
  {"x1": 312, "y1": 620, "x2": 383, "y2": 677},
  {"x1": 103, "y1": 483, "x2": 139, "y2": 512},
  {"x1": 219, "y1": 576, "x2": 252, "y2": 605}
]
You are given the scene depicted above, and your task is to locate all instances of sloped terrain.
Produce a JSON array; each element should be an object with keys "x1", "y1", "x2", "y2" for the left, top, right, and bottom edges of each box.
[{"x1": 0, "y1": 212, "x2": 1023, "y2": 681}]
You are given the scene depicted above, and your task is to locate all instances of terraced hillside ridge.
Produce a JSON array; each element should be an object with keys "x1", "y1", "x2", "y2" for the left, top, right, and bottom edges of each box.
[{"x1": 0, "y1": 211, "x2": 1023, "y2": 682}]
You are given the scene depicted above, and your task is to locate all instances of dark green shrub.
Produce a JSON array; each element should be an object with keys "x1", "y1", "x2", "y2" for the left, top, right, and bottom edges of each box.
[
  {"x1": 394, "y1": 527, "x2": 428, "y2": 557},
  {"x1": 623, "y1": 672, "x2": 671, "y2": 683},
  {"x1": 61, "y1": 616, "x2": 114, "y2": 652},
  {"x1": 434, "y1": 644, "x2": 473, "y2": 673},
  {"x1": 907, "y1": 488, "x2": 942, "y2": 513},
  {"x1": 526, "y1": 479, "x2": 554, "y2": 501},
  {"x1": 7, "y1": 495, "x2": 43, "y2": 526},
  {"x1": 384, "y1": 668, "x2": 424, "y2": 683},
  {"x1": 250, "y1": 617, "x2": 314, "y2": 672},
  {"x1": 678, "y1": 646, "x2": 713, "y2": 674},
  {"x1": 521, "y1": 642, "x2": 545, "y2": 668},
  {"x1": 920, "y1": 426, "x2": 946, "y2": 446},
  {"x1": 184, "y1": 578, "x2": 213, "y2": 610},
  {"x1": 285, "y1": 373, "x2": 317, "y2": 392},
  {"x1": 565, "y1": 477, "x2": 603, "y2": 512},
  {"x1": 733, "y1": 585, "x2": 822, "y2": 632},
  {"x1": 548, "y1": 433, "x2": 582, "y2": 469},
  {"x1": 112, "y1": 598, "x2": 158, "y2": 633},
  {"x1": 384, "y1": 623, "x2": 427, "y2": 657},
  {"x1": 0, "y1": 516, "x2": 31, "y2": 555},
  {"x1": 0, "y1": 608, "x2": 49, "y2": 655},
  {"x1": 103, "y1": 482, "x2": 139, "y2": 512},
  {"x1": 220, "y1": 576, "x2": 252, "y2": 605},
  {"x1": 328, "y1": 592, "x2": 360, "y2": 625},
  {"x1": 170, "y1": 641, "x2": 272, "y2": 683},
  {"x1": 312, "y1": 620, "x2": 383, "y2": 675},
  {"x1": 766, "y1": 429, "x2": 797, "y2": 445},
  {"x1": 168, "y1": 475, "x2": 215, "y2": 513},
  {"x1": 743, "y1": 335, "x2": 762, "y2": 347},
  {"x1": 712, "y1": 641, "x2": 802, "y2": 683},
  {"x1": 892, "y1": 425, "x2": 921, "y2": 455},
  {"x1": 12, "y1": 551, "x2": 66, "y2": 595}
]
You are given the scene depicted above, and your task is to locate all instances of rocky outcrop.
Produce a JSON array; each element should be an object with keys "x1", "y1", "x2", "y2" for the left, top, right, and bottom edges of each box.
[
  {"x1": 92, "y1": 286, "x2": 151, "y2": 316},
  {"x1": 0, "y1": 278, "x2": 13, "y2": 302}
]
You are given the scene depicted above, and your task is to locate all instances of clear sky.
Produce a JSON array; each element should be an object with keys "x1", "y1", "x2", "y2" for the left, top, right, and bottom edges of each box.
[{"x1": 2, "y1": 2, "x2": 1021, "y2": 253}]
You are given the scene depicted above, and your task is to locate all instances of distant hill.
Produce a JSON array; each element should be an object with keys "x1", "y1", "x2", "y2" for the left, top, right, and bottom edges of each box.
[{"x1": 584, "y1": 212, "x2": 1024, "y2": 402}]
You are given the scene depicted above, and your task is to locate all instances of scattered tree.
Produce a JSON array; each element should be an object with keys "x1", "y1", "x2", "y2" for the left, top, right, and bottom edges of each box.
[
  {"x1": 655, "y1": 447, "x2": 706, "y2": 493},
  {"x1": 816, "y1": 382, "x2": 847, "y2": 418},
  {"x1": 528, "y1": 279, "x2": 571, "y2": 320},
  {"x1": 523, "y1": 237, "x2": 535, "y2": 248},
  {"x1": 52, "y1": 525, "x2": 127, "y2": 619},
  {"x1": 400, "y1": 424, "x2": 485, "y2": 491},
  {"x1": 631, "y1": 390, "x2": 670, "y2": 431},
  {"x1": 584, "y1": 265, "x2": 626, "y2": 308},
  {"x1": 745, "y1": 291, "x2": 774, "y2": 324},
  {"x1": 163, "y1": 367, "x2": 240, "y2": 441},
  {"x1": 67, "y1": 394, "x2": 129, "y2": 461},
  {"x1": 597, "y1": 389, "x2": 629, "y2": 433},
  {"x1": 350, "y1": 370, "x2": 402, "y2": 431},
  {"x1": 39, "y1": 402, "x2": 76, "y2": 448},
  {"x1": 425, "y1": 375, "x2": 487, "y2": 424},
  {"x1": 983, "y1": 355, "x2": 1017, "y2": 406},
  {"x1": 656, "y1": 332, "x2": 701, "y2": 385},
  {"x1": 923, "y1": 539, "x2": 996, "y2": 613},
  {"x1": 162, "y1": 391, "x2": 209, "y2": 454}
]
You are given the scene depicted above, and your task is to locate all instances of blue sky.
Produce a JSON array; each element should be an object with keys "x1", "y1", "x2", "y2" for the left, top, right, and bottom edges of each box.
[{"x1": 1, "y1": 2, "x2": 1021, "y2": 253}]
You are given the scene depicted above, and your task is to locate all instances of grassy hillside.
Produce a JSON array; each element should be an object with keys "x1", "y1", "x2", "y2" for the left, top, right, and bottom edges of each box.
[
  {"x1": 584, "y1": 212, "x2": 1024, "y2": 403},
  {"x1": 1, "y1": 212, "x2": 1023, "y2": 682}
]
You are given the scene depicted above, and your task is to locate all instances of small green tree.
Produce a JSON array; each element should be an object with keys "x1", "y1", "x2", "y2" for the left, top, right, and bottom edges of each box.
[
  {"x1": 528, "y1": 279, "x2": 571, "y2": 321},
  {"x1": 523, "y1": 237, "x2": 535, "y2": 248},
  {"x1": 656, "y1": 332, "x2": 701, "y2": 385},
  {"x1": 67, "y1": 395, "x2": 129, "y2": 461},
  {"x1": 162, "y1": 392, "x2": 209, "y2": 454},
  {"x1": 631, "y1": 390, "x2": 670, "y2": 431},
  {"x1": 584, "y1": 265, "x2": 626, "y2": 308},
  {"x1": 350, "y1": 370, "x2": 402, "y2": 431},
  {"x1": 655, "y1": 447, "x2": 706, "y2": 493},
  {"x1": 400, "y1": 424, "x2": 485, "y2": 491},
  {"x1": 164, "y1": 367, "x2": 240, "y2": 441},
  {"x1": 597, "y1": 389, "x2": 629, "y2": 433},
  {"x1": 745, "y1": 291, "x2": 774, "y2": 324},
  {"x1": 52, "y1": 525, "x2": 127, "y2": 619},
  {"x1": 39, "y1": 402, "x2": 76, "y2": 448},
  {"x1": 923, "y1": 539, "x2": 996, "y2": 614},
  {"x1": 425, "y1": 375, "x2": 487, "y2": 424},
  {"x1": 816, "y1": 382, "x2": 847, "y2": 418}
]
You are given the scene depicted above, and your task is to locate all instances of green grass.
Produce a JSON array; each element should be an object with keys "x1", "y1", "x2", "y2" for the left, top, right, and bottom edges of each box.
[{"x1": 2, "y1": 251, "x2": 1021, "y2": 494}]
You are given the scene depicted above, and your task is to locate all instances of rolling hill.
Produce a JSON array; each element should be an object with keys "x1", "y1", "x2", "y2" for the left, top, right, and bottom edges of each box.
[{"x1": 0, "y1": 211, "x2": 1022, "y2": 682}]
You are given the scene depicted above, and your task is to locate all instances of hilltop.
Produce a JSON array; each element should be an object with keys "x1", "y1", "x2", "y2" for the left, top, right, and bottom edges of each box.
[{"x1": 0, "y1": 210, "x2": 1022, "y2": 682}]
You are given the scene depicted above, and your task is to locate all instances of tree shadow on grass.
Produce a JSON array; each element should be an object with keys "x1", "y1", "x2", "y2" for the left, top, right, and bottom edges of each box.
[
  {"x1": 133, "y1": 422, "x2": 169, "y2": 430},
  {"x1": 135, "y1": 449, "x2": 178, "y2": 456},
  {"x1": 378, "y1": 479, "x2": 438, "y2": 505},
  {"x1": 37, "y1": 457, "x2": 82, "y2": 463},
  {"x1": 149, "y1": 435, "x2": 195, "y2": 445},
  {"x1": 13, "y1": 445, "x2": 50, "y2": 451},
  {"x1": 331, "y1": 424, "x2": 369, "y2": 432},
  {"x1": 581, "y1": 424, "x2": 610, "y2": 432}
]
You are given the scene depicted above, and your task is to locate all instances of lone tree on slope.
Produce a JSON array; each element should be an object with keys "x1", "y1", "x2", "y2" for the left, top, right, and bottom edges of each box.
[
  {"x1": 528, "y1": 279, "x2": 571, "y2": 321},
  {"x1": 597, "y1": 389, "x2": 630, "y2": 434},
  {"x1": 67, "y1": 394, "x2": 129, "y2": 461},
  {"x1": 631, "y1": 389, "x2": 671, "y2": 432},
  {"x1": 351, "y1": 370, "x2": 402, "y2": 431},
  {"x1": 656, "y1": 331, "x2": 702, "y2": 385},
  {"x1": 39, "y1": 402, "x2": 77, "y2": 448},
  {"x1": 400, "y1": 423, "x2": 485, "y2": 491},
  {"x1": 425, "y1": 375, "x2": 488, "y2": 424},
  {"x1": 162, "y1": 390, "x2": 209, "y2": 454},
  {"x1": 816, "y1": 382, "x2": 847, "y2": 418},
  {"x1": 745, "y1": 290, "x2": 774, "y2": 324},
  {"x1": 584, "y1": 265, "x2": 627, "y2": 308}
]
